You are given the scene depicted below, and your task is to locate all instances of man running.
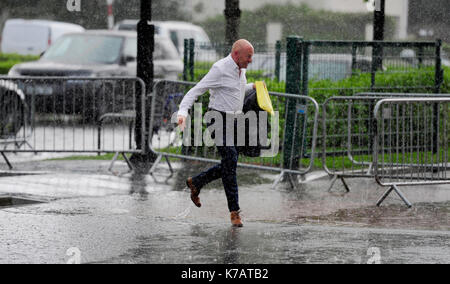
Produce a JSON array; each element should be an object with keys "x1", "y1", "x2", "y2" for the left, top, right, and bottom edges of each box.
[{"x1": 177, "y1": 39, "x2": 255, "y2": 227}]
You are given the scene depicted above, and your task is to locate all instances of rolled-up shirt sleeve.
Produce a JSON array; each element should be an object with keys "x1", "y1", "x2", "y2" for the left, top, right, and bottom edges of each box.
[
  {"x1": 245, "y1": 83, "x2": 254, "y2": 95},
  {"x1": 177, "y1": 65, "x2": 223, "y2": 118}
]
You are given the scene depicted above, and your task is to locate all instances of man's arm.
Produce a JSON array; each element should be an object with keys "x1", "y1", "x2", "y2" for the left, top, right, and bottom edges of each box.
[
  {"x1": 177, "y1": 65, "x2": 222, "y2": 118},
  {"x1": 247, "y1": 83, "x2": 256, "y2": 92},
  {"x1": 177, "y1": 65, "x2": 222, "y2": 131}
]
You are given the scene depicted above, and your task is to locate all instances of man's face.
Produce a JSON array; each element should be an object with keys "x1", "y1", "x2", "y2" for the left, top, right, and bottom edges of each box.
[{"x1": 237, "y1": 46, "x2": 254, "y2": 69}]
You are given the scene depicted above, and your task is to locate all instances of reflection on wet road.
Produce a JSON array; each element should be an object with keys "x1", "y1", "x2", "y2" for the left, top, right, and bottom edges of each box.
[{"x1": 0, "y1": 160, "x2": 449, "y2": 263}]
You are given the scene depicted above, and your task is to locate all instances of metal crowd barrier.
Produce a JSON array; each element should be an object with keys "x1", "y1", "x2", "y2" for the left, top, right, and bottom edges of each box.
[
  {"x1": 2, "y1": 76, "x2": 447, "y2": 208},
  {"x1": 322, "y1": 94, "x2": 450, "y2": 190},
  {"x1": 0, "y1": 79, "x2": 33, "y2": 169},
  {"x1": 148, "y1": 80, "x2": 320, "y2": 188},
  {"x1": 0, "y1": 76, "x2": 145, "y2": 171},
  {"x1": 373, "y1": 97, "x2": 450, "y2": 207},
  {"x1": 322, "y1": 96, "x2": 382, "y2": 192}
]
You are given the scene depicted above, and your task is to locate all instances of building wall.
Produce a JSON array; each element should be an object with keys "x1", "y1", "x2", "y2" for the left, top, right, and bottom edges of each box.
[{"x1": 187, "y1": 0, "x2": 409, "y2": 39}]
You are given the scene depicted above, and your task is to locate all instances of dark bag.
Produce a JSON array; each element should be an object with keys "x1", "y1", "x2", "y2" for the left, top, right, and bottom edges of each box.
[{"x1": 237, "y1": 89, "x2": 271, "y2": 157}]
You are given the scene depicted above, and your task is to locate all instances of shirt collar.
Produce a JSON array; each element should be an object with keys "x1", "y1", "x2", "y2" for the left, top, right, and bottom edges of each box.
[{"x1": 226, "y1": 54, "x2": 240, "y2": 71}]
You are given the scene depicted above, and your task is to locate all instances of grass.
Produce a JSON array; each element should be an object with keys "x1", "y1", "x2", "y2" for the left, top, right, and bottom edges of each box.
[
  {"x1": 48, "y1": 147, "x2": 449, "y2": 173},
  {"x1": 0, "y1": 53, "x2": 39, "y2": 75}
]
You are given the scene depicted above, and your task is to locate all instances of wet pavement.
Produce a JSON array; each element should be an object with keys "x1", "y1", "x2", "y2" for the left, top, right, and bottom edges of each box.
[{"x1": 0, "y1": 155, "x2": 449, "y2": 264}]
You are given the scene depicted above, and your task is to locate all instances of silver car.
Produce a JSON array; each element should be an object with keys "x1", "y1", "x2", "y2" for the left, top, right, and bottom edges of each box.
[
  {"x1": 8, "y1": 30, "x2": 183, "y2": 80},
  {"x1": 7, "y1": 31, "x2": 183, "y2": 118}
]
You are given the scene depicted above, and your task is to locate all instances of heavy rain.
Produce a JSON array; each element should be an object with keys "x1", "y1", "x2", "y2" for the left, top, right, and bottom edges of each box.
[{"x1": 0, "y1": 0, "x2": 449, "y2": 267}]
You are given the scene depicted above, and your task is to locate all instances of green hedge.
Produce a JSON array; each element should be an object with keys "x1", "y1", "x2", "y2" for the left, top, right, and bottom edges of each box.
[
  {"x1": 193, "y1": 66, "x2": 449, "y2": 103},
  {"x1": 0, "y1": 53, "x2": 39, "y2": 75},
  {"x1": 178, "y1": 66, "x2": 450, "y2": 169},
  {"x1": 192, "y1": 66, "x2": 449, "y2": 150},
  {"x1": 307, "y1": 67, "x2": 449, "y2": 103}
]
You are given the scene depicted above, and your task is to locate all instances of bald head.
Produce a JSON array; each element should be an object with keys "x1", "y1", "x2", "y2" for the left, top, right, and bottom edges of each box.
[
  {"x1": 231, "y1": 39, "x2": 254, "y2": 69},
  {"x1": 232, "y1": 39, "x2": 253, "y2": 53}
]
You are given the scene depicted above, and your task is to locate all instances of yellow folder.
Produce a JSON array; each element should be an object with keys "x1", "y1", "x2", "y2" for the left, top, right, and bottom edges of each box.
[{"x1": 255, "y1": 81, "x2": 275, "y2": 116}]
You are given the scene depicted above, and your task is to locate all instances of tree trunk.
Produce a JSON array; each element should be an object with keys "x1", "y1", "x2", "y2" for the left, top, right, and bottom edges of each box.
[
  {"x1": 0, "y1": 10, "x2": 10, "y2": 33},
  {"x1": 224, "y1": 0, "x2": 241, "y2": 55}
]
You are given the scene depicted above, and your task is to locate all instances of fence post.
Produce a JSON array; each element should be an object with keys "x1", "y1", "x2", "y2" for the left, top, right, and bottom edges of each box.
[
  {"x1": 370, "y1": 41, "x2": 378, "y2": 90},
  {"x1": 435, "y1": 39, "x2": 443, "y2": 94},
  {"x1": 418, "y1": 45, "x2": 424, "y2": 69},
  {"x1": 183, "y1": 39, "x2": 189, "y2": 81},
  {"x1": 189, "y1": 38, "x2": 195, "y2": 81},
  {"x1": 302, "y1": 42, "x2": 310, "y2": 98},
  {"x1": 283, "y1": 36, "x2": 303, "y2": 170},
  {"x1": 275, "y1": 40, "x2": 281, "y2": 82},
  {"x1": 299, "y1": 41, "x2": 310, "y2": 159},
  {"x1": 433, "y1": 39, "x2": 443, "y2": 154},
  {"x1": 351, "y1": 43, "x2": 357, "y2": 75},
  {"x1": 369, "y1": 41, "x2": 380, "y2": 152}
]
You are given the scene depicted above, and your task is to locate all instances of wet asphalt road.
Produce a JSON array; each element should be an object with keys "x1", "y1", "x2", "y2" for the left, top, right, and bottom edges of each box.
[{"x1": 0, "y1": 158, "x2": 449, "y2": 264}]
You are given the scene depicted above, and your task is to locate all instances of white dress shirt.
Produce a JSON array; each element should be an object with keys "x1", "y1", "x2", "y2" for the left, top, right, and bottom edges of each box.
[{"x1": 177, "y1": 55, "x2": 254, "y2": 118}]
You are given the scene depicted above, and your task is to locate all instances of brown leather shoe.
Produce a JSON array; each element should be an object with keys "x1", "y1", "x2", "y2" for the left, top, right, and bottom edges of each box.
[
  {"x1": 186, "y1": 177, "x2": 201, "y2": 208},
  {"x1": 230, "y1": 211, "x2": 243, "y2": 227}
]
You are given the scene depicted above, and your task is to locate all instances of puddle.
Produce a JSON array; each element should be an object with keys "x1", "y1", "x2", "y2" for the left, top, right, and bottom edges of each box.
[
  {"x1": 0, "y1": 196, "x2": 46, "y2": 208},
  {"x1": 0, "y1": 171, "x2": 49, "y2": 178},
  {"x1": 292, "y1": 201, "x2": 450, "y2": 231},
  {"x1": 41, "y1": 208, "x2": 91, "y2": 216}
]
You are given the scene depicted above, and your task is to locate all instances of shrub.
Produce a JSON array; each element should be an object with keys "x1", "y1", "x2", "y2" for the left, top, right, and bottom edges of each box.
[
  {"x1": 192, "y1": 66, "x2": 449, "y2": 103},
  {"x1": 0, "y1": 53, "x2": 39, "y2": 75}
]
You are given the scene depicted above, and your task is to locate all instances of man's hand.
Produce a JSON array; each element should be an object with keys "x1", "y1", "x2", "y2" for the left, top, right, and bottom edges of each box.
[
  {"x1": 253, "y1": 82, "x2": 267, "y2": 90},
  {"x1": 177, "y1": 115, "x2": 186, "y2": 132}
]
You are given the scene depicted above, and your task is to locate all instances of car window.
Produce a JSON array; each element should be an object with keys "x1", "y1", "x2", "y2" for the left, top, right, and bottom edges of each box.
[
  {"x1": 118, "y1": 24, "x2": 136, "y2": 31},
  {"x1": 173, "y1": 29, "x2": 192, "y2": 47},
  {"x1": 123, "y1": 37, "x2": 137, "y2": 58},
  {"x1": 43, "y1": 34, "x2": 124, "y2": 64},
  {"x1": 193, "y1": 31, "x2": 210, "y2": 44},
  {"x1": 117, "y1": 22, "x2": 161, "y2": 35},
  {"x1": 169, "y1": 31, "x2": 179, "y2": 52},
  {"x1": 154, "y1": 39, "x2": 179, "y2": 60}
]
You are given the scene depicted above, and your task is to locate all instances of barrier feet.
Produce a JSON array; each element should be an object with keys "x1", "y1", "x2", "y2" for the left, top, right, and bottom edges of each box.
[
  {"x1": 272, "y1": 171, "x2": 299, "y2": 190},
  {"x1": 148, "y1": 153, "x2": 163, "y2": 182},
  {"x1": 123, "y1": 153, "x2": 134, "y2": 171},
  {"x1": 163, "y1": 155, "x2": 174, "y2": 183},
  {"x1": 108, "y1": 152, "x2": 134, "y2": 175},
  {"x1": 15, "y1": 141, "x2": 33, "y2": 151},
  {"x1": 376, "y1": 185, "x2": 412, "y2": 208},
  {"x1": 1, "y1": 152, "x2": 13, "y2": 170},
  {"x1": 327, "y1": 175, "x2": 350, "y2": 193},
  {"x1": 148, "y1": 154, "x2": 174, "y2": 183},
  {"x1": 272, "y1": 171, "x2": 285, "y2": 189}
]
